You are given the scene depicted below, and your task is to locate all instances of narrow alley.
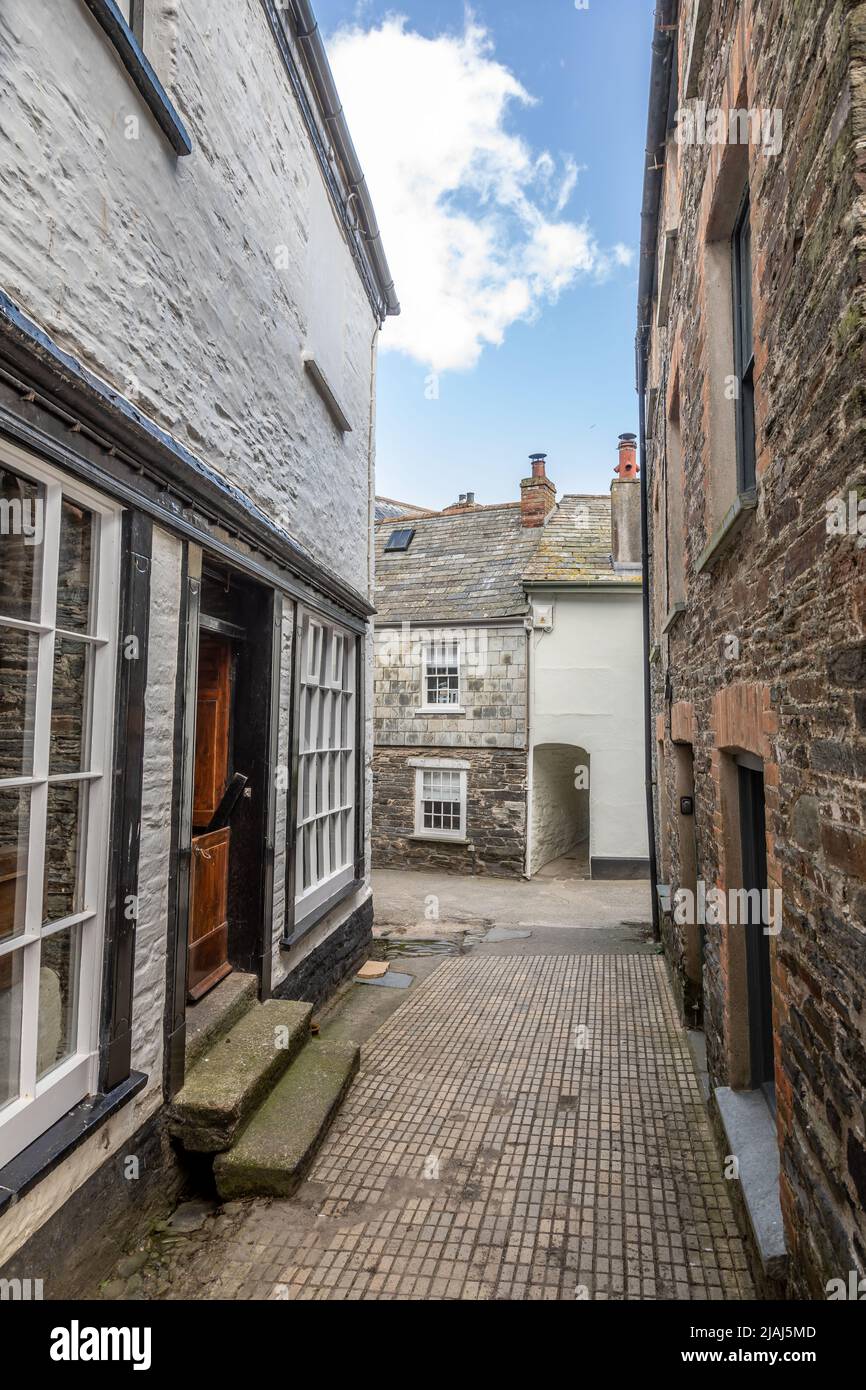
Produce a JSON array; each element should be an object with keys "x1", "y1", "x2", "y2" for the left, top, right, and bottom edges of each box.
[{"x1": 98, "y1": 873, "x2": 752, "y2": 1302}]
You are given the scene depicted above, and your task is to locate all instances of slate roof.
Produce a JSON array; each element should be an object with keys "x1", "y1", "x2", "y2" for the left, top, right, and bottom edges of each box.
[
  {"x1": 375, "y1": 504, "x2": 539, "y2": 623},
  {"x1": 522, "y1": 495, "x2": 642, "y2": 587},
  {"x1": 374, "y1": 496, "x2": 431, "y2": 521}
]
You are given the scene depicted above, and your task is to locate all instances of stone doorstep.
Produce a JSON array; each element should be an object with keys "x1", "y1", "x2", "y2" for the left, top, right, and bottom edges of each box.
[
  {"x1": 213, "y1": 1040, "x2": 360, "y2": 1201},
  {"x1": 184, "y1": 971, "x2": 259, "y2": 1072},
  {"x1": 168, "y1": 999, "x2": 313, "y2": 1153},
  {"x1": 714, "y1": 1085, "x2": 789, "y2": 1287}
]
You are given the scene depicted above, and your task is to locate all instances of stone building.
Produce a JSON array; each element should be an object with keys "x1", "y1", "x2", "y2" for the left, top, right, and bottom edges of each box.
[
  {"x1": 639, "y1": 0, "x2": 866, "y2": 1296},
  {"x1": 372, "y1": 448, "x2": 648, "y2": 879},
  {"x1": 0, "y1": 0, "x2": 396, "y2": 1291}
]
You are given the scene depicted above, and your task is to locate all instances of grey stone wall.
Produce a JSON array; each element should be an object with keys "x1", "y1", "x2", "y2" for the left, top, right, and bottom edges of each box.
[
  {"x1": 372, "y1": 746, "x2": 527, "y2": 877},
  {"x1": 374, "y1": 624, "x2": 527, "y2": 750}
]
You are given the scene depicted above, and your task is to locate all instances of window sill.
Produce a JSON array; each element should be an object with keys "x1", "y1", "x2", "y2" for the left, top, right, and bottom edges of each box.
[
  {"x1": 713, "y1": 1085, "x2": 788, "y2": 1283},
  {"x1": 0, "y1": 1070, "x2": 148, "y2": 1215},
  {"x1": 302, "y1": 355, "x2": 353, "y2": 435},
  {"x1": 414, "y1": 707, "x2": 466, "y2": 717},
  {"x1": 697, "y1": 489, "x2": 757, "y2": 574},
  {"x1": 83, "y1": 0, "x2": 192, "y2": 156},
  {"x1": 410, "y1": 833, "x2": 468, "y2": 845},
  {"x1": 283, "y1": 876, "x2": 364, "y2": 948},
  {"x1": 661, "y1": 601, "x2": 686, "y2": 634}
]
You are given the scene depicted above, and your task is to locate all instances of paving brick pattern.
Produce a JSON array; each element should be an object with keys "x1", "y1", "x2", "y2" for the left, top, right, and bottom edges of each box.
[{"x1": 157, "y1": 955, "x2": 754, "y2": 1300}]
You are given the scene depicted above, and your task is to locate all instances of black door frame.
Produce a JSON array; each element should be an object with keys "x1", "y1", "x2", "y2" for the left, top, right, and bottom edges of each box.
[
  {"x1": 163, "y1": 544, "x2": 280, "y2": 1098},
  {"x1": 737, "y1": 758, "x2": 774, "y2": 1099}
]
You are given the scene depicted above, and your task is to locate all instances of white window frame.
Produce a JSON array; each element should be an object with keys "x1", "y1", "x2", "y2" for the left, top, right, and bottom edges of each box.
[
  {"x1": 412, "y1": 759, "x2": 469, "y2": 842},
  {"x1": 294, "y1": 606, "x2": 358, "y2": 933},
  {"x1": 419, "y1": 638, "x2": 463, "y2": 713},
  {"x1": 0, "y1": 441, "x2": 121, "y2": 1167}
]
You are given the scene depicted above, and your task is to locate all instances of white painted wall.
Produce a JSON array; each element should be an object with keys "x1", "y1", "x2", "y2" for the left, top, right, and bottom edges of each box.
[
  {"x1": 529, "y1": 590, "x2": 648, "y2": 867},
  {"x1": 0, "y1": 0, "x2": 378, "y2": 597}
]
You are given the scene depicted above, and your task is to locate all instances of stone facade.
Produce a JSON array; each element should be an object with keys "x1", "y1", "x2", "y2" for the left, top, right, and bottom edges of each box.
[
  {"x1": 372, "y1": 745, "x2": 527, "y2": 877},
  {"x1": 374, "y1": 624, "x2": 527, "y2": 749},
  {"x1": 643, "y1": 0, "x2": 866, "y2": 1297},
  {"x1": 372, "y1": 622, "x2": 528, "y2": 875}
]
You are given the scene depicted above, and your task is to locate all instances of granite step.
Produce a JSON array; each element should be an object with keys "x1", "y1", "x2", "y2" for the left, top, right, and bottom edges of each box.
[
  {"x1": 213, "y1": 1039, "x2": 360, "y2": 1200},
  {"x1": 169, "y1": 999, "x2": 313, "y2": 1153},
  {"x1": 185, "y1": 971, "x2": 259, "y2": 1072}
]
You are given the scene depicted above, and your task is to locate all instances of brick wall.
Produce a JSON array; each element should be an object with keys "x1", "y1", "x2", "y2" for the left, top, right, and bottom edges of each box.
[{"x1": 647, "y1": 0, "x2": 866, "y2": 1296}]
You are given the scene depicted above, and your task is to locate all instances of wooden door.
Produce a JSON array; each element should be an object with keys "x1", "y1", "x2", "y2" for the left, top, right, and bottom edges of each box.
[
  {"x1": 188, "y1": 826, "x2": 231, "y2": 1000},
  {"x1": 193, "y1": 634, "x2": 231, "y2": 830},
  {"x1": 189, "y1": 634, "x2": 233, "y2": 999}
]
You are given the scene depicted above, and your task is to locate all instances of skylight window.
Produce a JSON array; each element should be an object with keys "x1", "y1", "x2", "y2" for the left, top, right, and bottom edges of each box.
[{"x1": 385, "y1": 527, "x2": 415, "y2": 553}]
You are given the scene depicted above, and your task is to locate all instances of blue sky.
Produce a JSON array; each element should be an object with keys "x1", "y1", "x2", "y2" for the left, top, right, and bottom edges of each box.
[{"x1": 315, "y1": 0, "x2": 655, "y2": 509}]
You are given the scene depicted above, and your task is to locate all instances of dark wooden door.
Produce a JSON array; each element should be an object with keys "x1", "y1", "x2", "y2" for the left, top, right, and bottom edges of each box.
[
  {"x1": 193, "y1": 634, "x2": 231, "y2": 831},
  {"x1": 188, "y1": 826, "x2": 231, "y2": 1001},
  {"x1": 189, "y1": 634, "x2": 233, "y2": 999}
]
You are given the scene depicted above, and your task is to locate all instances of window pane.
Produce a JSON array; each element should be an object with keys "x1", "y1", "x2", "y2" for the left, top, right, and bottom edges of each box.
[
  {"x1": 49, "y1": 638, "x2": 92, "y2": 774},
  {"x1": 37, "y1": 925, "x2": 81, "y2": 1079},
  {"x1": 0, "y1": 948, "x2": 24, "y2": 1110},
  {"x1": 43, "y1": 782, "x2": 88, "y2": 924},
  {"x1": 55, "y1": 499, "x2": 95, "y2": 633},
  {"x1": 0, "y1": 786, "x2": 30, "y2": 944},
  {"x1": 0, "y1": 627, "x2": 38, "y2": 777},
  {"x1": 0, "y1": 465, "x2": 43, "y2": 623}
]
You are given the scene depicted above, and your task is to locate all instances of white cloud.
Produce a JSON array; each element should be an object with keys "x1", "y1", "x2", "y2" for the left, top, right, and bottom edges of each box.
[{"x1": 327, "y1": 16, "x2": 631, "y2": 372}]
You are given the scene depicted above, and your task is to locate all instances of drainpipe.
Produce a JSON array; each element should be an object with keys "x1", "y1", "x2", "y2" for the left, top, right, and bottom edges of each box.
[
  {"x1": 637, "y1": 342, "x2": 660, "y2": 943},
  {"x1": 290, "y1": 0, "x2": 400, "y2": 318},
  {"x1": 636, "y1": 0, "x2": 678, "y2": 943}
]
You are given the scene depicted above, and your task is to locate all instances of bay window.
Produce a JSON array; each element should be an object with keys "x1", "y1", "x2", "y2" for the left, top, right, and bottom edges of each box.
[
  {"x1": 0, "y1": 445, "x2": 120, "y2": 1166},
  {"x1": 293, "y1": 607, "x2": 359, "y2": 934}
]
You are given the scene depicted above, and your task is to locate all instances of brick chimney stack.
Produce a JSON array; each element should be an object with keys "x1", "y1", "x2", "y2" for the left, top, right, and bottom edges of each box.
[
  {"x1": 610, "y1": 433, "x2": 642, "y2": 570},
  {"x1": 520, "y1": 453, "x2": 556, "y2": 527}
]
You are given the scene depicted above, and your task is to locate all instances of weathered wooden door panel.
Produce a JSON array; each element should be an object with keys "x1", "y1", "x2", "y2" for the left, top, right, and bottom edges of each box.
[
  {"x1": 188, "y1": 632, "x2": 233, "y2": 1000},
  {"x1": 193, "y1": 635, "x2": 231, "y2": 830},
  {"x1": 188, "y1": 826, "x2": 231, "y2": 1001}
]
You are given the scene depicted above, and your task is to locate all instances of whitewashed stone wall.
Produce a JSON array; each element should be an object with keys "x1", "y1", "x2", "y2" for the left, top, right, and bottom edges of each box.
[
  {"x1": 0, "y1": 0, "x2": 377, "y2": 597},
  {"x1": 130, "y1": 525, "x2": 183, "y2": 1085},
  {"x1": 374, "y1": 625, "x2": 527, "y2": 749},
  {"x1": 0, "y1": 524, "x2": 183, "y2": 1270}
]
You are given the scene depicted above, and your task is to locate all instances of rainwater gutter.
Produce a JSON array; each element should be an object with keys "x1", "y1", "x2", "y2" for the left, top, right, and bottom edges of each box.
[
  {"x1": 636, "y1": 0, "x2": 678, "y2": 943},
  {"x1": 290, "y1": 0, "x2": 401, "y2": 319}
]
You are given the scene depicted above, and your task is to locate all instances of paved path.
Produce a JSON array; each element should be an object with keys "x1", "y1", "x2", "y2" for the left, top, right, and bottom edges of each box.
[{"x1": 128, "y1": 952, "x2": 753, "y2": 1301}]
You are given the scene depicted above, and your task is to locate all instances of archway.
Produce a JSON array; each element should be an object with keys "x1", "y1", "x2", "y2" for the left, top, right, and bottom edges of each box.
[{"x1": 530, "y1": 743, "x2": 591, "y2": 877}]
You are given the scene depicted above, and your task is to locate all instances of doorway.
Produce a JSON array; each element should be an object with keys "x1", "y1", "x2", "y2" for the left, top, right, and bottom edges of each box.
[
  {"x1": 188, "y1": 633, "x2": 234, "y2": 999},
  {"x1": 738, "y1": 760, "x2": 774, "y2": 1099},
  {"x1": 185, "y1": 562, "x2": 276, "y2": 1002}
]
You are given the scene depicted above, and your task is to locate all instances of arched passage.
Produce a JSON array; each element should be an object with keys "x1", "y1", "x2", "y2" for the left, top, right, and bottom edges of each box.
[{"x1": 530, "y1": 742, "x2": 590, "y2": 877}]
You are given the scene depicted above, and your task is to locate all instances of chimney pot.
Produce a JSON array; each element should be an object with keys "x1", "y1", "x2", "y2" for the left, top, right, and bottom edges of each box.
[
  {"x1": 615, "y1": 433, "x2": 639, "y2": 481},
  {"x1": 466, "y1": 491, "x2": 475, "y2": 504},
  {"x1": 458, "y1": 494, "x2": 467, "y2": 504}
]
